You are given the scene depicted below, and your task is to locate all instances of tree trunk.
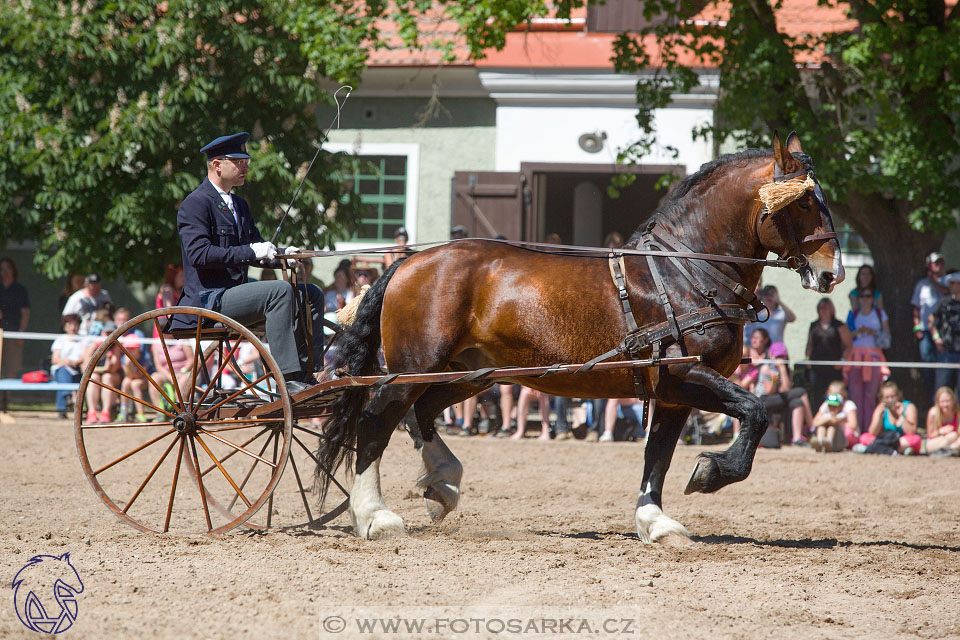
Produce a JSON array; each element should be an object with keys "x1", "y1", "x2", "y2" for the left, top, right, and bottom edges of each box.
[{"x1": 833, "y1": 193, "x2": 944, "y2": 410}]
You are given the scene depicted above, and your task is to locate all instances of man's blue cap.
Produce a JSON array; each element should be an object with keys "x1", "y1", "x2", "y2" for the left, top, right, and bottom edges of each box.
[{"x1": 200, "y1": 132, "x2": 251, "y2": 159}]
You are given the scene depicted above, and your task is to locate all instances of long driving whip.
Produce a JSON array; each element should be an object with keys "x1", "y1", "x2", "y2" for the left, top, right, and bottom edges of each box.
[{"x1": 270, "y1": 85, "x2": 352, "y2": 244}]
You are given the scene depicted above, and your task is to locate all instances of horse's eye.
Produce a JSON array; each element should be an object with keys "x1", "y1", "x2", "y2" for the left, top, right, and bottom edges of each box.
[{"x1": 797, "y1": 199, "x2": 812, "y2": 211}]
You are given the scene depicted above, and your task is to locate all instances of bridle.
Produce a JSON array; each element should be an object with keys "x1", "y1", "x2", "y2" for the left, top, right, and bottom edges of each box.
[{"x1": 755, "y1": 167, "x2": 838, "y2": 271}]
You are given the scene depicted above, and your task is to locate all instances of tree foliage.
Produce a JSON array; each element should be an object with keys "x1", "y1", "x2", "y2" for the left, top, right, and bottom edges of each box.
[
  {"x1": 611, "y1": 0, "x2": 960, "y2": 234},
  {"x1": 0, "y1": 0, "x2": 381, "y2": 282}
]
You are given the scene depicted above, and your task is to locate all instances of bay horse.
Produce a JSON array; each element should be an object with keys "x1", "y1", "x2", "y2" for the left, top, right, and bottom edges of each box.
[{"x1": 317, "y1": 132, "x2": 844, "y2": 542}]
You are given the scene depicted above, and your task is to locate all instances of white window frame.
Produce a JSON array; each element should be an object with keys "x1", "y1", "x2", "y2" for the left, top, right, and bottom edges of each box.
[{"x1": 321, "y1": 141, "x2": 419, "y2": 250}]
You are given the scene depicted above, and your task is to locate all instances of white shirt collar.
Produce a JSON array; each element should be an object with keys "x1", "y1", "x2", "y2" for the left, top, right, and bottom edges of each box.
[{"x1": 211, "y1": 181, "x2": 236, "y2": 213}]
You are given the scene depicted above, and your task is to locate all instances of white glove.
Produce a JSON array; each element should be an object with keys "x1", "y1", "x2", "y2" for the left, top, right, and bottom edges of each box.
[
  {"x1": 283, "y1": 246, "x2": 301, "y2": 265},
  {"x1": 250, "y1": 242, "x2": 278, "y2": 260}
]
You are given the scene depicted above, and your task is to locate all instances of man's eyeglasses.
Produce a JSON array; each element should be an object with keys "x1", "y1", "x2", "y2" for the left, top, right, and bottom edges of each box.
[{"x1": 217, "y1": 156, "x2": 250, "y2": 167}]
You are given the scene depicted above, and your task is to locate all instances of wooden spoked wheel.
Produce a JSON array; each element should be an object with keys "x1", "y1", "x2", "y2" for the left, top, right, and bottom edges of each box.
[
  {"x1": 75, "y1": 307, "x2": 292, "y2": 534},
  {"x1": 237, "y1": 418, "x2": 352, "y2": 530}
]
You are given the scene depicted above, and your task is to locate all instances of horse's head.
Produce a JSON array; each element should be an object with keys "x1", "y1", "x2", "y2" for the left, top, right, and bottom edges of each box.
[{"x1": 755, "y1": 132, "x2": 844, "y2": 292}]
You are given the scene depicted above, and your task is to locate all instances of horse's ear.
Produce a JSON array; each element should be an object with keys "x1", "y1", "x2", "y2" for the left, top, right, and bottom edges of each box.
[
  {"x1": 785, "y1": 131, "x2": 803, "y2": 154},
  {"x1": 772, "y1": 130, "x2": 800, "y2": 174}
]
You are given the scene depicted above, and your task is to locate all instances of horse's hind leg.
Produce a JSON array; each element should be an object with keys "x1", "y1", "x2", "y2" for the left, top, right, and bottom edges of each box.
[
  {"x1": 409, "y1": 382, "x2": 491, "y2": 522},
  {"x1": 635, "y1": 404, "x2": 695, "y2": 544},
  {"x1": 351, "y1": 384, "x2": 426, "y2": 540}
]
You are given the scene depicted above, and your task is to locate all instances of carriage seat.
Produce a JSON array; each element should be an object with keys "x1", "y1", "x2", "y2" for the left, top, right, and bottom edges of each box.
[{"x1": 168, "y1": 319, "x2": 266, "y2": 341}]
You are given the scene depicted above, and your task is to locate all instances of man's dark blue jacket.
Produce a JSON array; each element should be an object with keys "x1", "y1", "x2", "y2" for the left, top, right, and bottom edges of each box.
[{"x1": 172, "y1": 178, "x2": 266, "y2": 329}]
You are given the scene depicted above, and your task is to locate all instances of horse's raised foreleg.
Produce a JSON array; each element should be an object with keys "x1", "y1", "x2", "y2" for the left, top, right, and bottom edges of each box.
[
  {"x1": 351, "y1": 384, "x2": 426, "y2": 540},
  {"x1": 635, "y1": 404, "x2": 694, "y2": 543},
  {"x1": 410, "y1": 382, "x2": 491, "y2": 522},
  {"x1": 664, "y1": 365, "x2": 767, "y2": 495}
]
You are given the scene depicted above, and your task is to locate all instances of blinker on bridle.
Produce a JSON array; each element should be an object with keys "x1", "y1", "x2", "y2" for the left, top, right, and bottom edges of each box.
[{"x1": 757, "y1": 167, "x2": 837, "y2": 272}]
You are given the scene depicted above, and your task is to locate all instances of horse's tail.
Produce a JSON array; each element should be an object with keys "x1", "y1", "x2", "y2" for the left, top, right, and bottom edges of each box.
[{"x1": 315, "y1": 258, "x2": 405, "y2": 507}]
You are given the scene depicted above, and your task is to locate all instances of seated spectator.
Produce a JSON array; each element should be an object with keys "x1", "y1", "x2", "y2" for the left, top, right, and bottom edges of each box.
[
  {"x1": 730, "y1": 343, "x2": 760, "y2": 440},
  {"x1": 81, "y1": 311, "x2": 121, "y2": 423},
  {"x1": 923, "y1": 386, "x2": 959, "y2": 457},
  {"x1": 805, "y1": 297, "x2": 852, "y2": 407},
  {"x1": 847, "y1": 264, "x2": 884, "y2": 311},
  {"x1": 601, "y1": 399, "x2": 646, "y2": 442},
  {"x1": 853, "y1": 381, "x2": 921, "y2": 455},
  {"x1": 324, "y1": 261, "x2": 354, "y2": 312},
  {"x1": 62, "y1": 273, "x2": 112, "y2": 335},
  {"x1": 811, "y1": 381, "x2": 858, "y2": 452},
  {"x1": 928, "y1": 271, "x2": 960, "y2": 395},
  {"x1": 755, "y1": 341, "x2": 814, "y2": 447},
  {"x1": 149, "y1": 329, "x2": 195, "y2": 417},
  {"x1": 50, "y1": 314, "x2": 85, "y2": 419},
  {"x1": 118, "y1": 335, "x2": 150, "y2": 423},
  {"x1": 844, "y1": 286, "x2": 890, "y2": 435}
]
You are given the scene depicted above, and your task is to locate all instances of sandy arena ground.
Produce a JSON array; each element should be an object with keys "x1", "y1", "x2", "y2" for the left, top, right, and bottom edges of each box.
[{"x1": 2, "y1": 411, "x2": 959, "y2": 639}]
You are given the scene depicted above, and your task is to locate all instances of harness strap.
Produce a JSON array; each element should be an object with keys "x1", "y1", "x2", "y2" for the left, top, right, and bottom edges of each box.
[
  {"x1": 651, "y1": 230, "x2": 766, "y2": 319},
  {"x1": 641, "y1": 237, "x2": 682, "y2": 343},
  {"x1": 608, "y1": 253, "x2": 640, "y2": 333}
]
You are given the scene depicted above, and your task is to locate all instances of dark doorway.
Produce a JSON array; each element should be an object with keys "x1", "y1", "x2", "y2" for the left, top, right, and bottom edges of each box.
[{"x1": 523, "y1": 163, "x2": 682, "y2": 245}]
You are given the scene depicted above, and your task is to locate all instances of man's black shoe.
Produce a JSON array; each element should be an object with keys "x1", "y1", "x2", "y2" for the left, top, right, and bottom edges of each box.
[{"x1": 285, "y1": 380, "x2": 311, "y2": 396}]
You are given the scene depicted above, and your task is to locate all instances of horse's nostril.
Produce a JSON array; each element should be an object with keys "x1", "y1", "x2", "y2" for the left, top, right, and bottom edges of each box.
[{"x1": 821, "y1": 272, "x2": 835, "y2": 285}]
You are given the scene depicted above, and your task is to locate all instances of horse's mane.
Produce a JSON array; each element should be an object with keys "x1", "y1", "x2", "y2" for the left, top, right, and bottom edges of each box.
[{"x1": 624, "y1": 148, "x2": 814, "y2": 247}]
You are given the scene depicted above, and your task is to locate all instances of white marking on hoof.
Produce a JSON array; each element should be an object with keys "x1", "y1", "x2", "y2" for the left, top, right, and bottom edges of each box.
[
  {"x1": 365, "y1": 509, "x2": 406, "y2": 540},
  {"x1": 417, "y1": 436, "x2": 463, "y2": 523},
  {"x1": 350, "y1": 458, "x2": 406, "y2": 540},
  {"x1": 635, "y1": 485, "x2": 691, "y2": 544}
]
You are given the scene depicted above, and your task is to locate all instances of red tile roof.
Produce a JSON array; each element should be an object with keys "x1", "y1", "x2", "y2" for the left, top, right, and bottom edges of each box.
[{"x1": 366, "y1": 1, "x2": 945, "y2": 70}]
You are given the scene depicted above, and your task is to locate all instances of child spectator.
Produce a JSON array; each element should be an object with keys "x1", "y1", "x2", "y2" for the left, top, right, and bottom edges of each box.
[
  {"x1": 50, "y1": 314, "x2": 85, "y2": 419},
  {"x1": 853, "y1": 381, "x2": 921, "y2": 455},
  {"x1": 811, "y1": 381, "x2": 858, "y2": 452},
  {"x1": 844, "y1": 286, "x2": 890, "y2": 434},
  {"x1": 81, "y1": 311, "x2": 121, "y2": 423},
  {"x1": 923, "y1": 387, "x2": 959, "y2": 457}
]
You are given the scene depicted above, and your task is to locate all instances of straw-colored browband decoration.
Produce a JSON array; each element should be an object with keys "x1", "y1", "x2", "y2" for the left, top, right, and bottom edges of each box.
[
  {"x1": 758, "y1": 175, "x2": 816, "y2": 213},
  {"x1": 335, "y1": 284, "x2": 370, "y2": 327}
]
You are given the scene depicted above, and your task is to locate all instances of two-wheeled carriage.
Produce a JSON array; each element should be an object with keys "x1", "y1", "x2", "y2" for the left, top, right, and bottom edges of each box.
[{"x1": 74, "y1": 284, "x2": 697, "y2": 535}]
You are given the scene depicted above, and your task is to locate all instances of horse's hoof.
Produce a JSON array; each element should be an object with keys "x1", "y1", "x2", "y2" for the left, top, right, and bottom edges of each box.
[
  {"x1": 423, "y1": 483, "x2": 459, "y2": 522},
  {"x1": 684, "y1": 455, "x2": 722, "y2": 495},
  {"x1": 659, "y1": 532, "x2": 697, "y2": 547},
  {"x1": 364, "y1": 510, "x2": 406, "y2": 540}
]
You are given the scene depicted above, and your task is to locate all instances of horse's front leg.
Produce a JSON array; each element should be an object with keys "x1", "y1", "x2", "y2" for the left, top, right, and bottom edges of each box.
[
  {"x1": 662, "y1": 365, "x2": 766, "y2": 495},
  {"x1": 635, "y1": 404, "x2": 694, "y2": 543}
]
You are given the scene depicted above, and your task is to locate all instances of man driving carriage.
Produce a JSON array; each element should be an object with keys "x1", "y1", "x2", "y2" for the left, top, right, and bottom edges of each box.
[{"x1": 172, "y1": 131, "x2": 321, "y2": 395}]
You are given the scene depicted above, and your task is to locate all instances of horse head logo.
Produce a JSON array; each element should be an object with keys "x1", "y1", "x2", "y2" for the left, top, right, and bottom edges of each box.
[{"x1": 12, "y1": 553, "x2": 84, "y2": 634}]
